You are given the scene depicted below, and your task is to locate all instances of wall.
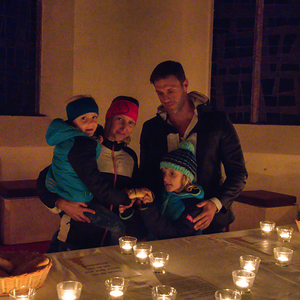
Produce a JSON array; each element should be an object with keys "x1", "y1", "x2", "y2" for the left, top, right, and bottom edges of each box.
[
  {"x1": 236, "y1": 124, "x2": 300, "y2": 208},
  {"x1": 0, "y1": 0, "x2": 214, "y2": 180},
  {"x1": 0, "y1": 0, "x2": 299, "y2": 209}
]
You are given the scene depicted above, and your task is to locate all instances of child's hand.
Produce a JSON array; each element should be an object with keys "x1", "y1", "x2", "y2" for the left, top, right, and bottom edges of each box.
[
  {"x1": 119, "y1": 199, "x2": 135, "y2": 214},
  {"x1": 140, "y1": 188, "x2": 154, "y2": 204}
]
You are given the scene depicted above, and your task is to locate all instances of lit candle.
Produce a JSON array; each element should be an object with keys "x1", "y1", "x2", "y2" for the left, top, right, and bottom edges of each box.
[
  {"x1": 236, "y1": 279, "x2": 249, "y2": 288},
  {"x1": 280, "y1": 232, "x2": 289, "y2": 239},
  {"x1": 136, "y1": 250, "x2": 148, "y2": 259},
  {"x1": 122, "y1": 243, "x2": 132, "y2": 250},
  {"x1": 119, "y1": 236, "x2": 137, "y2": 254},
  {"x1": 262, "y1": 225, "x2": 272, "y2": 233},
  {"x1": 260, "y1": 221, "x2": 275, "y2": 236},
  {"x1": 110, "y1": 289, "x2": 123, "y2": 298},
  {"x1": 156, "y1": 296, "x2": 169, "y2": 300},
  {"x1": 135, "y1": 250, "x2": 149, "y2": 264},
  {"x1": 277, "y1": 255, "x2": 289, "y2": 262},
  {"x1": 243, "y1": 262, "x2": 255, "y2": 271},
  {"x1": 61, "y1": 291, "x2": 76, "y2": 300},
  {"x1": 153, "y1": 261, "x2": 164, "y2": 268}
]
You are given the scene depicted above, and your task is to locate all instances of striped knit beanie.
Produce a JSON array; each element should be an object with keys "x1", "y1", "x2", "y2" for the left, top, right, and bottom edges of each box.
[{"x1": 160, "y1": 141, "x2": 197, "y2": 181}]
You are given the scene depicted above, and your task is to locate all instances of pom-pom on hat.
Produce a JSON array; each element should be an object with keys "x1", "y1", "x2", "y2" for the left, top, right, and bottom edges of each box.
[
  {"x1": 105, "y1": 96, "x2": 139, "y2": 123},
  {"x1": 160, "y1": 141, "x2": 197, "y2": 181},
  {"x1": 67, "y1": 97, "x2": 99, "y2": 122}
]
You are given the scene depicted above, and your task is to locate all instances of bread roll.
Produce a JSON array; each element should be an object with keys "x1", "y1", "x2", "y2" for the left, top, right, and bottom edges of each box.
[
  {"x1": 128, "y1": 188, "x2": 147, "y2": 199},
  {"x1": 0, "y1": 269, "x2": 9, "y2": 278},
  {"x1": 11, "y1": 254, "x2": 50, "y2": 276},
  {"x1": 0, "y1": 258, "x2": 13, "y2": 273}
]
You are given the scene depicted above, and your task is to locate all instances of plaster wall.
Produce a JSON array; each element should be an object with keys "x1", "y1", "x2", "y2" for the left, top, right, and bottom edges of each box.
[{"x1": 0, "y1": 0, "x2": 299, "y2": 209}]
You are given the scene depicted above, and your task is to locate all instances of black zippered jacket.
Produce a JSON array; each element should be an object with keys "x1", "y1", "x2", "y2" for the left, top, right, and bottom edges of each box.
[{"x1": 139, "y1": 101, "x2": 248, "y2": 231}]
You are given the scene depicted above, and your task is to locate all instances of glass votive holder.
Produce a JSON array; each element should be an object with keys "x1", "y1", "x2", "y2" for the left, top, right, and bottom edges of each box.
[
  {"x1": 273, "y1": 247, "x2": 294, "y2": 267},
  {"x1": 57, "y1": 281, "x2": 82, "y2": 300},
  {"x1": 149, "y1": 252, "x2": 169, "y2": 274},
  {"x1": 151, "y1": 285, "x2": 177, "y2": 300},
  {"x1": 232, "y1": 269, "x2": 255, "y2": 294},
  {"x1": 9, "y1": 286, "x2": 36, "y2": 300},
  {"x1": 239, "y1": 255, "x2": 261, "y2": 273},
  {"x1": 215, "y1": 289, "x2": 241, "y2": 300},
  {"x1": 119, "y1": 236, "x2": 137, "y2": 255},
  {"x1": 276, "y1": 226, "x2": 293, "y2": 242},
  {"x1": 105, "y1": 277, "x2": 129, "y2": 300},
  {"x1": 260, "y1": 221, "x2": 276, "y2": 236},
  {"x1": 133, "y1": 243, "x2": 152, "y2": 264}
]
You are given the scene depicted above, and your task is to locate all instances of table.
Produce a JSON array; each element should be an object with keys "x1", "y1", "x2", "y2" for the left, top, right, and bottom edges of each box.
[{"x1": 10, "y1": 225, "x2": 300, "y2": 299}]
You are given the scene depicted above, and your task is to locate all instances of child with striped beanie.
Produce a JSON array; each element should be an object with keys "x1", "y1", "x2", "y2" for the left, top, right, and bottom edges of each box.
[{"x1": 120, "y1": 141, "x2": 205, "y2": 240}]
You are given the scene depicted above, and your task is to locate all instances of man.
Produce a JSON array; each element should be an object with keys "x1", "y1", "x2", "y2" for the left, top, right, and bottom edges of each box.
[{"x1": 139, "y1": 60, "x2": 248, "y2": 233}]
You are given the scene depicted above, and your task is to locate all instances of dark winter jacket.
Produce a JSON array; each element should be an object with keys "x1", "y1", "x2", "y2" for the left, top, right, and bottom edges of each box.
[
  {"x1": 121, "y1": 185, "x2": 204, "y2": 240},
  {"x1": 139, "y1": 92, "x2": 248, "y2": 231},
  {"x1": 37, "y1": 136, "x2": 138, "y2": 249}
]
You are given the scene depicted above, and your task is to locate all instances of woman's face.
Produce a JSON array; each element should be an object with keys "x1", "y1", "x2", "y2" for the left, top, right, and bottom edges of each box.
[{"x1": 108, "y1": 115, "x2": 136, "y2": 142}]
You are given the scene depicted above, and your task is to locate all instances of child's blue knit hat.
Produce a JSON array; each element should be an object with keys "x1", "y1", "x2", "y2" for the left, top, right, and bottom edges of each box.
[
  {"x1": 160, "y1": 141, "x2": 197, "y2": 181},
  {"x1": 67, "y1": 97, "x2": 99, "y2": 122}
]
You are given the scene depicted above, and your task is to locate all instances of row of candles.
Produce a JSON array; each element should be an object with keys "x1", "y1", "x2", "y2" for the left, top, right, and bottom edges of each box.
[
  {"x1": 118, "y1": 236, "x2": 176, "y2": 299},
  {"x1": 215, "y1": 221, "x2": 295, "y2": 299},
  {"x1": 260, "y1": 221, "x2": 294, "y2": 266},
  {"x1": 9, "y1": 222, "x2": 294, "y2": 300}
]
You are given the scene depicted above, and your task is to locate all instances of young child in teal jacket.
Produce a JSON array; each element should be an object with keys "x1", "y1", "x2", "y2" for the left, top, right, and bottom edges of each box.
[{"x1": 120, "y1": 141, "x2": 204, "y2": 240}]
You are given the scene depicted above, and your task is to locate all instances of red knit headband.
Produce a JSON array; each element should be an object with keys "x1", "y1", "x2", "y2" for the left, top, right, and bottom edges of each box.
[{"x1": 105, "y1": 99, "x2": 139, "y2": 123}]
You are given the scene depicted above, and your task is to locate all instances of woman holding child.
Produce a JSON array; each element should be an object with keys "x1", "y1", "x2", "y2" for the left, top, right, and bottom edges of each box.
[{"x1": 37, "y1": 95, "x2": 142, "y2": 252}]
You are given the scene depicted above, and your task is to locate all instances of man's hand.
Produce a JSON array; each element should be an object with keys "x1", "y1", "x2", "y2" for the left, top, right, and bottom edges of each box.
[
  {"x1": 193, "y1": 200, "x2": 217, "y2": 231},
  {"x1": 56, "y1": 198, "x2": 95, "y2": 223}
]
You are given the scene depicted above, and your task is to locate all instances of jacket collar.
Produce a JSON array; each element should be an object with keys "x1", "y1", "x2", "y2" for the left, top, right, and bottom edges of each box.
[
  {"x1": 102, "y1": 138, "x2": 126, "y2": 151},
  {"x1": 156, "y1": 91, "x2": 209, "y2": 121}
]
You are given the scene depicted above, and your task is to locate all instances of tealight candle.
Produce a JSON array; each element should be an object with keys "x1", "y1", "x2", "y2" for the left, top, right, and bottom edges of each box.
[
  {"x1": 110, "y1": 289, "x2": 123, "y2": 298},
  {"x1": 232, "y1": 270, "x2": 255, "y2": 294},
  {"x1": 61, "y1": 291, "x2": 76, "y2": 300},
  {"x1": 260, "y1": 221, "x2": 276, "y2": 236},
  {"x1": 119, "y1": 236, "x2": 137, "y2": 255},
  {"x1": 149, "y1": 252, "x2": 169, "y2": 274},
  {"x1": 105, "y1": 277, "x2": 129, "y2": 300},
  {"x1": 151, "y1": 285, "x2": 177, "y2": 300},
  {"x1": 9, "y1": 287, "x2": 36, "y2": 300},
  {"x1": 239, "y1": 255, "x2": 261, "y2": 273},
  {"x1": 276, "y1": 226, "x2": 293, "y2": 242},
  {"x1": 133, "y1": 243, "x2": 152, "y2": 264},
  {"x1": 273, "y1": 247, "x2": 293, "y2": 267},
  {"x1": 215, "y1": 289, "x2": 241, "y2": 300},
  {"x1": 57, "y1": 281, "x2": 82, "y2": 300}
]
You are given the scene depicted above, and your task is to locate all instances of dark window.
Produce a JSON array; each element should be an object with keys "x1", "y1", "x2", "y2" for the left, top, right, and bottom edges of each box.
[
  {"x1": 0, "y1": 0, "x2": 41, "y2": 116},
  {"x1": 211, "y1": 0, "x2": 300, "y2": 125}
]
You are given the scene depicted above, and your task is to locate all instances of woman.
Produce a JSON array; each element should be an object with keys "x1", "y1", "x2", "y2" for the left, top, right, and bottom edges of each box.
[{"x1": 36, "y1": 95, "x2": 141, "y2": 252}]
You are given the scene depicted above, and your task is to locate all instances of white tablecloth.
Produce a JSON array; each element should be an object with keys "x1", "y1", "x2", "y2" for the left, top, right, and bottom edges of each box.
[{"x1": 7, "y1": 225, "x2": 300, "y2": 299}]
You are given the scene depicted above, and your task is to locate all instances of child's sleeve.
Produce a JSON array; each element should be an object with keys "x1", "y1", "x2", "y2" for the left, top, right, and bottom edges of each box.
[
  {"x1": 139, "y1": 200, "x2": 203, "y2": 240},
  {"x1": 68, "y1": 136, "x2": 131, "y2": 206}
]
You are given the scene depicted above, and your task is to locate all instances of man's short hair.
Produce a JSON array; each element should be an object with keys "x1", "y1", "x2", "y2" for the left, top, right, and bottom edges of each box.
[{"x1": 150, "y1": 60, "x2": 186, "y2": 85}]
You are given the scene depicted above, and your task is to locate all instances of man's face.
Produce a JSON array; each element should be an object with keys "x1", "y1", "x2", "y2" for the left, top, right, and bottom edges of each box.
[{"x1": 153, "y1": 75, "x2": 188, "y2": 114}]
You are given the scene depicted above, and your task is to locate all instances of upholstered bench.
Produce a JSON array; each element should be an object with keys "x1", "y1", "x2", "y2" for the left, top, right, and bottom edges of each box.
[
  {"x1": 0, "y1": 180, "x2": 60, "y2": 245},
  {"x1": 230, "y1": 190, "x2": 298, "y2": 231}
]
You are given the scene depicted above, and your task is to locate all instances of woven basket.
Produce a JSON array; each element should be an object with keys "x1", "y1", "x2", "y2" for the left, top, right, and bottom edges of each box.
[{"x1": 0, "y1": 253, "x2": 52, "y2": 296}]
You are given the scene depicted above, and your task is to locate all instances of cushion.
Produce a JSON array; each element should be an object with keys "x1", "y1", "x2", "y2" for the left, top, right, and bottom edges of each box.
[
  {"x1": 235, "y1": 190, "x2": 296, "y2": 208},
  {"x1": 0, "y1": 180, "x2": 37, "y2": 198}
]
